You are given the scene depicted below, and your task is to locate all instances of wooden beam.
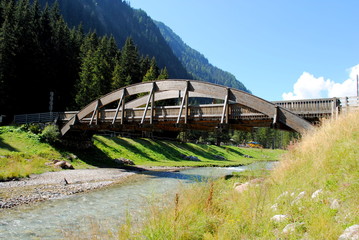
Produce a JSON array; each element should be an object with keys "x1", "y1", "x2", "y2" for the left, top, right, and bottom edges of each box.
[
  {"x1": 112, "y1": 89, "x2": 126, "y2": 125},
  {"x1": 177, "y1": 81, "x2": 189, "y2": 124},
  {"x1": 221, "y1": 88, "x2": 229, "y2": 124},
  {"x1": 273, "y1": 106, "x2": 278, "y2": 125},
  {"x1": 89, "y1": 100, "x2": 100, "y2": 125},
  {"x1": 121, "y1": 96, "x2": 125, "y2": 125},
  {"x1": 150, "y1": 88, "x2": 155, "y2": 124},
  {"x1": 141, "y1": 83, "x2": 155, "y2": 124}
]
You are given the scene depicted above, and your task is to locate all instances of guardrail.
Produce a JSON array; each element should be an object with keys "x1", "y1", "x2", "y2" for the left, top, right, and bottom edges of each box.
[
  {"x1": 13, "y1": 96, "x2": 359, "y2": 125},
  {"x1": 13, "y1": 112, "x2": 61, "y2": 124},
  {"x1": 340, "y1": 96, "x2": 359, "y2": 113}
]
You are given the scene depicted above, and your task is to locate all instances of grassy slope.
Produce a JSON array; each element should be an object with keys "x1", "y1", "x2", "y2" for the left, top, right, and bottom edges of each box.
[
  {"x1": 93, "y1": 135, "x2": 284, "y2": 167},
  {"x1": 0, "y1": 127, "x2": 95, "y2": 180},
  {"x1": 0, "y1": 126, "x2": 285, "y2": 180},
  {"x1": 122, "y1": 111, "x2": 359, "y2": 239}
]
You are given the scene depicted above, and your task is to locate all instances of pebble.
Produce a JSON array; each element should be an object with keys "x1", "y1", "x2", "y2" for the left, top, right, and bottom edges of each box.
[{"x1": 0, "y1": 169, "x2": 135, "y2": 209}]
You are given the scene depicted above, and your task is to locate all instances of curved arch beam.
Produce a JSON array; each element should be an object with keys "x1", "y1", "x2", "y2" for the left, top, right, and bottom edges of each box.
[{"x1": 61, "y1": 79, "x2": 313, "y2": 135}]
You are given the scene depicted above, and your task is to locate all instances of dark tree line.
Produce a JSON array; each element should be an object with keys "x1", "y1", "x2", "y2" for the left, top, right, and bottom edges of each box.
[{"x1": 0, "y1": 0, "x2": 168, "y2": 117}]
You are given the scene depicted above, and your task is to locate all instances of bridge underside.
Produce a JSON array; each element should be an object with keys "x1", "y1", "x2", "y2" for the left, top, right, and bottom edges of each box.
[{"x1": 60, "y1": 80, "x2": 320, "y2": 136}]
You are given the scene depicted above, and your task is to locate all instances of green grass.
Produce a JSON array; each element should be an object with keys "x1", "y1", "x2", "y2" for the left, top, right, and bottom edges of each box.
[
  {"x1": 93, "y1": 135, "x2": 285, "y2": 167},
  {"x1": 0, "y1": 126, "x2": 285, "y2": 181},
  {"x1": 0, "y1": 126, "x2": 95, "y2": 180},
  {"x1": 108, "y1": 111, "x2": 359, "y2": 239}
]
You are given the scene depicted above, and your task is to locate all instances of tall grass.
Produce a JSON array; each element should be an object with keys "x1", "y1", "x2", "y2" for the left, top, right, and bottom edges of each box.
[{"x1": 115, "y1": 111, "x2": 359, "y2": 239}]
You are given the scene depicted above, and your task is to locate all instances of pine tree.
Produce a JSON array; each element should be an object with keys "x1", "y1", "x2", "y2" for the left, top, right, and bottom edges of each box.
[
  {"x1": 119, "y1": 37, "x2": 141, "y2": 84},
  {"x1": 158, "y1": 67, "x2": 169, "y2": 80},
  {"x1": 142, "y1": 65, "x2": 157, "y2": 82}
]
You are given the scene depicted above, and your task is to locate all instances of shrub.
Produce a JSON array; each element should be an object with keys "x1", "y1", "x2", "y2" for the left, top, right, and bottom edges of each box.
[{"x1": 40, "y1": 125, "x2": 60, "y2": 143}]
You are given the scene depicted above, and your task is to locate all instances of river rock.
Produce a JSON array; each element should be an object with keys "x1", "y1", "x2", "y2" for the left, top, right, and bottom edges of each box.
[
  {"x1": 338, "y1": 225, "x2": 359, "y2": 240},
  {"x1": 282, "y1": 222, "x2": 304, "y2": 234},
  {"x1": 53, "y1": 160, "x2": 74, "y2": 169},
  {"x1": 330, "y1": 199, "x2": 340, "y2": 210},
  {"x1": 311, "y1": 189, "x2": 323, "y2": 199},
  {"x1": 114, "y1": 158, "x2": 135, "y2": 165},
  {"x1": 271, "y1": 214, "x2": 288, "y2": 223},
  {"x1": 291, "y1": 191, "x2": 306, "y2": 205}
]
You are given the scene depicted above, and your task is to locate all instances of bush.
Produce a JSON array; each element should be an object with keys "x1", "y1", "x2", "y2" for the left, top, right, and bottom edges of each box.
[{"x1": 40, "y1": 125, "x2": 60, "y2": 143}]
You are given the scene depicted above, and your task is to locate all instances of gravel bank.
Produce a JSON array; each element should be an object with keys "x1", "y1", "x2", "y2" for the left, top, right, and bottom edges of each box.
[{"x1": 0, "y1": 168, "x2": 136, "y2": 209}]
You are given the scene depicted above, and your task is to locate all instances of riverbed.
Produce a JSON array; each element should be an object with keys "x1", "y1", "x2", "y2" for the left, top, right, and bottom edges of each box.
[{"x1": 0, "y1": 163, "x2": 272, "y2": 239}]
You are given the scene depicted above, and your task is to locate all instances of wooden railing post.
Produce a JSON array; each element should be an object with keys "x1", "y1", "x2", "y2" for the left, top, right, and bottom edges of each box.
[
  {"x1": 221, "y1": 88, "x2": 229, "y2": 124},
  {"x1": 141, "y1": 82, "x2": 156, "y2": 124},
  {"x1": 177, "y1": 81, "x2": 189, "y2": 124},
  {"x1": 112, "y1": 89, "x2": 126, "y2": 125},
  {"x1": 89, "y1": 100, "x2": 100, "y2": 125}
]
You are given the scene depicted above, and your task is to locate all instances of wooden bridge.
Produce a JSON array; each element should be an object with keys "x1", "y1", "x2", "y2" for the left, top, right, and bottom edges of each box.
[{"x1": 14, "y1": 79, "x2": 359, "y2": 136}]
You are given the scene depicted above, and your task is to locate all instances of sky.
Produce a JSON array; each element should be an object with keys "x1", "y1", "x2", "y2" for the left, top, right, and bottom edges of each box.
[{"x1": 129, "y1": 0, "x2": 359, "y2": 101}]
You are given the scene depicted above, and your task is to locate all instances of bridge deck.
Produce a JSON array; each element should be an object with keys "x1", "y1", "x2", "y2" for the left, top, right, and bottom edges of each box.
[{"x1": 12, "y1": 78, "x2": 359, "y2": 135}]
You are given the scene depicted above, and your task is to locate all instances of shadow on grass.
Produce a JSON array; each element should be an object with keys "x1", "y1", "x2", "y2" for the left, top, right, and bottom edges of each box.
[
  {"x1": 0, "y1": 136, "x2": 18, "y2": 152},
  {"x1": 105, "y1": 137, "x2": 159, "y2": 162},
  {"x1": 139, "y1": 139, "x2": 184, "y2": 162},
  {"x1": 55, "y1": 143, "x2": 119, "y2": 168}
]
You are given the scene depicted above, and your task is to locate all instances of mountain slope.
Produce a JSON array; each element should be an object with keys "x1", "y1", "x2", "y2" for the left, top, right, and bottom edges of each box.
[
  {"x1": 155, "y1": 21, "x2": 251, "y2": 92},
  {"x1": 40, "y1": 0, "x2": 190, "y2": 79}
]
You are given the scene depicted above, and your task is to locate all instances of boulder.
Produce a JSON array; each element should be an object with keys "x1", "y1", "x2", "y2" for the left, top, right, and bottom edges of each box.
[
  {"x1": 282, "y1": 222, "x2": 304, "y2": 234},
  {"x1": 311, "y1": 189, "x2": 323, "y2": 199},
  {"x1": 271, "y1": 214, "x2": 288, "y2": 223},
  {"x1": 114, "y1": 158, "x2": 135, "y2": 165},
  {"x1": 338, "y1": 225, "x2": 359, "y2": 240},
  {"x1": 53, "y1": 160, "x2": 74, "y2": 169}
]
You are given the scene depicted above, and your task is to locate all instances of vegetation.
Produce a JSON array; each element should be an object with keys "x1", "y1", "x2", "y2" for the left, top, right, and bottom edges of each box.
[
  {"x1": 0, "y1": 125, "x2": 285, "y2": 181},
  {"x1": 93, "y1": 135, "x2": 285, "y2": 167},
  {"x1": 109, "y1": 111, "x2": 358, "y2": 239},
  {"x1": 0, "y1": 0, "x2": 171, "y2": 117},
  {"x1": 0, "y1": 126, "x2": 95, "y2": 180}
]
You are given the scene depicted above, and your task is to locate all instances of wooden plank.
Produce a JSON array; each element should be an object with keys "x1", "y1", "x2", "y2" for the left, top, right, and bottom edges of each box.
[
  {"x1": 112, "y1": 89, "x2": 126, "y2": 124},
  {"x1": 141, "y1": 83, "x2": 155, "y2": 124},
  {"x1": 176, "y1": 82, "x2": 189, "y2": 124},
  {"x1": 221, "y1": 88, "x2": 229, "y2": 124},
  {"x1": 89, "y1": 100, "x2": 100, "y2": 125}
]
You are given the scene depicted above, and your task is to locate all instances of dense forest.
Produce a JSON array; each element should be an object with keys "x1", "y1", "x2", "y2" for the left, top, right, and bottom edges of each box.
[
  {"x1": 155, "y1": 21, "x2": 251, "y2": 93},
  {"x1": 39, "y1": 0, "x2": 249, "y2": 91},
  {"x1": 0, "y1": 0, "x2": 168, "y2": 116},
  {"x1": 38, "y1": 0, "x2": 190, "y2": 80}
]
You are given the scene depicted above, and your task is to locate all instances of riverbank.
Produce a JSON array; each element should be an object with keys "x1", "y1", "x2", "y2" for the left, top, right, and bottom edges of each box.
[
  {"x1": 120, "y1": 111, "x2": 359, "y2": 240},
  {"x1": 0, "y1": 168, "x2": 138, "y2": 209},
  {"x1": 0, "y1": 166, "x2": 195, "y2": 209}
]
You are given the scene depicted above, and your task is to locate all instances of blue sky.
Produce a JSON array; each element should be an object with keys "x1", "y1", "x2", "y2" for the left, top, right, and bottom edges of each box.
[{"x1": 129, "y1": 0, "x2": 359, "y2": 101}]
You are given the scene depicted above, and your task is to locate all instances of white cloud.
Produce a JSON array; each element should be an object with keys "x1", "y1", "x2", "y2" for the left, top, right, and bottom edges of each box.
[{"x1": 282, "y1": 64, "x2": 359, "y2": 100}]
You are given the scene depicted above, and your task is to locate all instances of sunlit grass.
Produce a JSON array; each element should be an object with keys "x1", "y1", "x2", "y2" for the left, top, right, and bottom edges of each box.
[
  {"x1": 110, "y1": 111, "x2": 359, "y2": 239},
  {"x1": 93, "y1": 135, "x2": 285, "y2": 167}
]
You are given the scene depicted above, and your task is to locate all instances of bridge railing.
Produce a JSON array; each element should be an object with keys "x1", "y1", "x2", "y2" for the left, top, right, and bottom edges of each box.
[
  {"x1": 273, "y1": 98, "x2": 336, "y2": 115},
  {"x1": 14, "y1": 97, "x2": 359, "y2": 125},
  {"x1": 340, "y1": 96, "x2": 359, "y2": 113},
  {"x1": 14, "y1": 112, "x2": 61, "y2": 124}
]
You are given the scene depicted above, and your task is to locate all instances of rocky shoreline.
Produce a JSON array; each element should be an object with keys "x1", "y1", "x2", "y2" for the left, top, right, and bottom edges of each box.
[
  {"x1": 0, "y1": 168, "x2": 138, "y2": 209},
  {"x1": 0, "y1": 166, "x2": 190, "y2": 209}
]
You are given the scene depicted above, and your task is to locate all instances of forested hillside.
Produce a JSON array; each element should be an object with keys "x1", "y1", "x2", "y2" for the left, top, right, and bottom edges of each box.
[
  {"x1": 40, "y1": 0, "x2": 250, "y2": 92},
  {"x1": 0, "y1": 0, "x2": 251, "y2": 119},
  {"x1": 38, "y1": 0, "x2": 190, "y2": 79},
  {"x1": 155, "y1": 21, "x2": 250, "y2": 92},
  {"x1": 0, "y1": 0, "x2": 168, "y2": 117}
]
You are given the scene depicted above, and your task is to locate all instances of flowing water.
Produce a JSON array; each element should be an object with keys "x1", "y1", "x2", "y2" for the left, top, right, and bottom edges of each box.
[{"x1": 0, "y1": 162, "x2": 274, "y2": 239}]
